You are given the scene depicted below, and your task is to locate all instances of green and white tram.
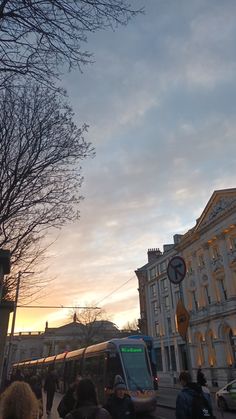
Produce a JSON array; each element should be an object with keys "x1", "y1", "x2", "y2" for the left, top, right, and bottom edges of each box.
[{"x1": 12, "y1": 338, "x2": 156, "y2": 413}]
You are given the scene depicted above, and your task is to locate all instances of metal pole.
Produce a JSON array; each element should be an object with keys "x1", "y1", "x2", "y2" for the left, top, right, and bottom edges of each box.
[
  {"x1": 179, "y1": 283, "x2": 193, "y2": 378},
  {"x1": 3, "y1": 272, "x2": 21, "y2": 382}
]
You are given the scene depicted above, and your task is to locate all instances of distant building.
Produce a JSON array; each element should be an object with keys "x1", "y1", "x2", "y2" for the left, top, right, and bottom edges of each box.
[{"x1": 135, "y1": 188, "x2": 236, "y2": 387}]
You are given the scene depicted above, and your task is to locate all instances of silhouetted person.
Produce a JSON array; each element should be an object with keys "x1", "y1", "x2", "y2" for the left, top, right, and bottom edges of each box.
[
  {"x1": 65, "y1": 378, "x2": 111, "y2": 419},
  {"x1": 57, "y1": 374, "x2": 81, "y2": 418},
  {"x1": 44, "y1": 367, "x2": 59, "y2": 415},
  {"x1": 0, "y1": 381, "x2": 38, "y2": 419},
  {"x1": 197, "y1": 367, "x2": 207, "y2": 386}
]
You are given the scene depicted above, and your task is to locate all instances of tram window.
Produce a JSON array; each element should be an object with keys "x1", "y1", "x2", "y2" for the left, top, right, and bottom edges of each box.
[
  {"x1": 106, "y1": 352, "x2": 123, "y2": 389},
  {"x1": 120, "y1": 345, "x2": 153, "y2": 390}
]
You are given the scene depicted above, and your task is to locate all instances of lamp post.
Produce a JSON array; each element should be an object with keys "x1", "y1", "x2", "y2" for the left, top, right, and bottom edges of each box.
[{"x1": 4, "y1": 271, "x2": 34, "y2": 381}]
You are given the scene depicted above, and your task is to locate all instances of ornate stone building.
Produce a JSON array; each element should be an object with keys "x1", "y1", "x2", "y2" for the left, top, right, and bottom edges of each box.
[{"x1": 135, "y1": 188, "x2": 236, "y2": 387}]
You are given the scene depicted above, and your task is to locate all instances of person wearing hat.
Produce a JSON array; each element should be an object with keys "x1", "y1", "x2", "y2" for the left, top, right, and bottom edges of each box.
[{"x1": 104, "y1": 375, "x2": 135, "y2": 419}]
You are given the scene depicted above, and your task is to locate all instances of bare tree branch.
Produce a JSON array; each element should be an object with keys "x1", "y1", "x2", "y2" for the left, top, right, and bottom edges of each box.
[
  {"x1": 0, "y1": 82, "x2": 95, "y2": 299},
  {"x1": 0, "y1": 0, "x2": 143, "y2": 87}
]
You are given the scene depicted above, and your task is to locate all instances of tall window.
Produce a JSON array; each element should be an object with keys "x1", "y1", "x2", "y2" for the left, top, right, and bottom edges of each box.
[
  {"x1": 167, "y1": 317, "x2": 172, "y2": 334},
  {"x1": 198, "y1": 254, "x2": 205, "y2": 267},
  {"x1": 204, "y1": 285, "x2": 211, "y2": 304},
  {"x1": 150, "y1": 283, "x2": 157, "y2": 298},
  {"x1": 218, "y1": 278, "x2": 227, "y2": 301},
  {"x1": 152, "y1": 301, "x2": 158, "y2": 316},
  {"x1": 192, "y1": 290, "x2": 198, "y2": 310},
  {"x1": 175, "y1": 290, "x2": 180, "y2": 303},
  {"x1": 161, "y1": 278, "x2": 168, "y2": 292},
  {"x1": 212, "y1": 245, "x2": 220, "y2": 259},
  {"x1": 150, "y1": 267, "x2": 157, "y2": 280},
  {"x1": 155, "y1": 321, "x2": 160, "y2": 336},
  {"x1": 160, "y1": 261, "x2": 166, "y2": 273},
  {"x1": 164, "y1": 295, "x2": 170, "y2": 310}
]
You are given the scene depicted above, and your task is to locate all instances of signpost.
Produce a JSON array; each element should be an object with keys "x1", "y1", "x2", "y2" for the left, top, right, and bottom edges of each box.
[
  {"x1": 167, "y1": 255, "x2": 186, "y2": 285},
  {"x1": 167, "y1": 255, "x2": 192, "y2": 375}
]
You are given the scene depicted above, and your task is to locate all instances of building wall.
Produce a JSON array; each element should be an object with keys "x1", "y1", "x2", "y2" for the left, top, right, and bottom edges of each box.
[{"x1": 136, "y1": 189, "x2": 236, "y2": 387}]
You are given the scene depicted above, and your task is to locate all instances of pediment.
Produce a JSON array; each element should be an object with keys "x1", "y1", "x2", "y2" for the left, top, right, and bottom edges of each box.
[{"x1": 195, "y1": 188, "x2": 236, "y2": 231}]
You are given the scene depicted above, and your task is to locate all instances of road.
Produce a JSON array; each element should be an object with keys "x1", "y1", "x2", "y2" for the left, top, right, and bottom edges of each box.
[{"x1": 42, "y1": 389, "x2": 236, "y2": 419}]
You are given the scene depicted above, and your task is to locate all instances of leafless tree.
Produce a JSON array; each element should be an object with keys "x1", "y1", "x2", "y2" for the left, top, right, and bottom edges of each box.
[
  {"x1": 70, "y1": 303, "x2": 119, "y2": 346},
  {"x1": 0, "y1": 82, "x2": 94, "y2": 299},
  {"x1": 0, "y1": 0, "x2": 143, "y2": 87},
  {"x1": 122, "y1": 318, "x2": 140, "y2": 332}
]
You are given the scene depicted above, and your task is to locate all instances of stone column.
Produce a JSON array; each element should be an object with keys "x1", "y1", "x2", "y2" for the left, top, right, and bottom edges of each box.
[
  {"x1": 217, "y1": 233, "x2": 236, "y2": 297},
  {"x1": 202, "y1": 243, "x2": 217, "y2": 303}
]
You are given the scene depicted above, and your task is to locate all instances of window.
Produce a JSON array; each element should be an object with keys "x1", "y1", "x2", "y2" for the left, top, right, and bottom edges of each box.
[
  {"x1": 155, "y1": 348, "x2": 163, "y2": 371},
  {"x1": 187, "y1": 260, "x2": 193, "y2": 274},
  {"x1": 150, "y1": 283, "x2": 157, "y2": 298},
  {"x1": 218, "y1": 278, "x2": 228, "y2": 301},
  {"x1": 198, "y1": 254, "x2": 205, "y2": 267},
  {"x1": 152, "y1": 301, "x2": 158, "y2": 316},
  {"x1": 167, "y1": 317, "x2": 172, "y2": 334},
  {"x1": 212, "y1": 245, "x2": 220, "y2": 259},
  {"x1": 161, "y1": 278, "x2": 168, "y2": 292},
  {"x1": 150, "y1": 267, "x2": 156, "y2": 280},
  {"x1": 160, "y1": 261, "x2": 166, "y2": 273},
  {"x1": 155, "y1": 321, "x2": 160, "y2": 336},
  {"x1": 192, "y1": 291, "x2": 198, "y2": 310},
  {"x1": 204, "y1": 285, "x2": 211, "y2": 304},
  {"x1": 175, "y1": 290, "x2": 180, "y2": 303},
  {"x1": 230, "y1": 236, "x2": 236, "y2": 250},
  {"x1": 164, "y1": 295, "x2": 170, "y2": 310}
]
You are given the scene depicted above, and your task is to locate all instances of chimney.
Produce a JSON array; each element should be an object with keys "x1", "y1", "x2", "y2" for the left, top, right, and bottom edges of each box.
[
  {"x1": 147, "y1": 248, "x2": 162, "y2": 263},
  {"x1": 173, "y1": 234, "x2": 183, "y2": 244}
]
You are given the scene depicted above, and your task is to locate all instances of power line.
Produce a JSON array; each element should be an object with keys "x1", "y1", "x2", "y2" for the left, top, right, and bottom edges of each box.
[
  {"x1": 96, "y1": 276, "x2": 136, "y2": 305},
  {"x1": 17, "y1": 305, "x2": 100, "y2": 309}
]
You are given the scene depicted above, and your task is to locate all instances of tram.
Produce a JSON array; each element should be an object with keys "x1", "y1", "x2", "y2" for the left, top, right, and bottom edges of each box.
[{"x1": 12, "y1": 338, "x2": 156, "y2": 413}]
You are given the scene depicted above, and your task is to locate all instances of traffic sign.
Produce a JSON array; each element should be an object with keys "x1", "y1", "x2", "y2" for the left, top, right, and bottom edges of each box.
[
  {"x1": 176, "y1": 300, "x2": 190, "y2": 340},
  {"x1": 167, "y1": 256, "x2": 186, "y2": 284}
]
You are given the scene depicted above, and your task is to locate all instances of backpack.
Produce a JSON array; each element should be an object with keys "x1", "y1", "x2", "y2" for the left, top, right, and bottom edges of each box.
[
  {"x1": 69, "y1": 406, "x2": 99, "y2": 419},
  {"x1": 191, "y1": 392, "x2": 214, "y2": 419}
]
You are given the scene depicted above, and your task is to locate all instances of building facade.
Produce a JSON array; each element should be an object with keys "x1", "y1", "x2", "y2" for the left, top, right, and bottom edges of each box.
[{"x1": 135, "y1": 188, "x2": 236, "y2": 387}]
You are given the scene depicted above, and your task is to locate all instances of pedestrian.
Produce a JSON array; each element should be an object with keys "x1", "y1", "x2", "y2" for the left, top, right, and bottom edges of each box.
[
  {"x1": 44, "y1": 366, "x2": 59, "y2": 415},
  {"x1": 29, "y1": 374, "x2": 43, "y2": 418},
  {"x1": 57, "y1": 374, "x2": 81, "y2": 418},
  {"x1": 197, "y1": 367, "x2": 207, "y2": 386},
  {"x1": 0, "y1": 381, "x2": 39, "y2": 419},
  {"x1": 176, "y1": 371, "x2": 214, "y2": 419},
  {"x1": 65, "y1": 378, "x2": 111, "y2": 419},
  {"x1": 104, "y1": 375, "x2": 135, "y2": 419}
]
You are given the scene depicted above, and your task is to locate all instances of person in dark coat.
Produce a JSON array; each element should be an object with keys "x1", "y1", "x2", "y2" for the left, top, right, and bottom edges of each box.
[
  {"x1": 65, "y1": 378, "x2": 111, "y2": 419},
  {"x1": 29, "y1": 374, "x2": 43, "y2": 418},
  {"x1": 104, "y1": 375, "x2": 135, "y2": 419},
  {"x1": 197, "y1": 367, "x2": 207, "y2": 386},
  {"x1": 176, "y1": 371, "x2": 213, "y2": 419},
  {"x1": 44, "y1": 367, "x2": 59, "y2": 415},
  {"x1": 57, "y1": 374, "x2": 81, "y2": 418}
]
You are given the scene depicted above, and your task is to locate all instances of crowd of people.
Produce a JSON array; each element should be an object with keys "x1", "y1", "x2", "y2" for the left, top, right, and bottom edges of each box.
[
  {"x1": 0, "y1": 365, "x2": 215, "y2": 419},
  {"x1": 0, "y1": 370, "x2": 136, "y2": 419}
]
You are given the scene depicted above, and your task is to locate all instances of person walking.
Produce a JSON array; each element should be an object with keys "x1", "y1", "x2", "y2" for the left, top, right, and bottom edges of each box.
[
  {"x1": 176, "y1": 371, "x2": 214, "y2": 419},
  {"x1": 197, "y1": 367, "x2": 207, "y2": 386},
  {"x1": 44, "y1": 367, "x2": 59, "y2": 415},
  {"x1": 65, "y1": 378, "x2": 111, "y2": 419},
  {"x1": 57, "y1": 374, "x2": 81, "y2": 418},
  {"x1": 104, "y1": 375, "x2": 135, "y2": 419},
  {"x1": 0, "y1": 381, "x2": 39, "y2": 419}
]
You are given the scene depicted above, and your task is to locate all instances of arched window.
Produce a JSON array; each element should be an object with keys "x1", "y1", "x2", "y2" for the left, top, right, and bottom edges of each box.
[{"x1": 224, "y1": 327, "x2": 236, "y2": 366}]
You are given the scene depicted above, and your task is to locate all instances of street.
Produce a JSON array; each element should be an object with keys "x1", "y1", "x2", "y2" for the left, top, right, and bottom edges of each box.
[{"x1": 42, "y1": 388, "x2": 236, "y2": 419}]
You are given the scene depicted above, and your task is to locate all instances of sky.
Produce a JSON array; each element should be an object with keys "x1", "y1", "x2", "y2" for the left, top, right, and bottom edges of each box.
[{"x1": 15, "y1": 0, "x2": 236, "y2": 332}]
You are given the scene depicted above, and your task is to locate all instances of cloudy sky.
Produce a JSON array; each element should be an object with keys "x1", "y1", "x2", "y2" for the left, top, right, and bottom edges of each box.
[{"x1": 16, "y1": 0, "x2": 236, "y2": 332}]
